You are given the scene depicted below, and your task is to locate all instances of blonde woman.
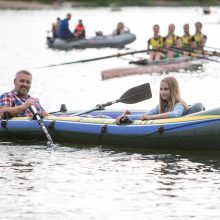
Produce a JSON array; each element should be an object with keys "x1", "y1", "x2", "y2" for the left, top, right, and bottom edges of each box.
[
  {"x1": 116, "y1": 76, "x2": 188, "y2": 124},
  {"x1": 112, "y1": 22, "x2": 129, "y2": 35}
]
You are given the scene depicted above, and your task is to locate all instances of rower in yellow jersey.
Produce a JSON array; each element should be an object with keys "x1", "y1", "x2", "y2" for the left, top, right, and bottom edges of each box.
[
  {"x1": 147, "y1": 24, "x2": 165, "y2": 61},
  {"x1": 182, "y1": 23, "x2": 192, "y2": 48},
  {"x1": 163, "y1": 24, "x2": 180, "y2": 59},
  {"x1": 191, "y1": 21, "x2": 207, "y2": 49}
]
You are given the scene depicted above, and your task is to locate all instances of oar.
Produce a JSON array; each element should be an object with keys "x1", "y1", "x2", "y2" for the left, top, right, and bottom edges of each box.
[
  {"x1": 171, "y1": 46, "x2": 220, "y2": 57},
  {"x1": 30, "y1": 105, "x2": 56, "y2": 148},
  {"x1": 204, "y1": 46, "x2": 220, "y2": 51},
  {"x1": 168, "y1": 47, "x2": 220, "y2": 63},
  {"x1": 44, "y1": 49, "x2": 149, "y2": 68},
  {"x1": 72, "y1": 83, "x2": 152, "y2": 116}
]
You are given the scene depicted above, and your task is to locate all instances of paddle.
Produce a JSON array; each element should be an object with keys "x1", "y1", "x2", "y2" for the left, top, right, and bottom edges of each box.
[
  {"x1": 30, "y1": 105, "x2": 56, "y2": 148},
  {"x1": 72, "y1": 82, "x2": 152, "y2": 116},
  {"x1": 44, "y1": 49, "x2": 149, "y2": 68},
  {"x1": 167, "y1": 47, "x2": 220, "y2": 63}
]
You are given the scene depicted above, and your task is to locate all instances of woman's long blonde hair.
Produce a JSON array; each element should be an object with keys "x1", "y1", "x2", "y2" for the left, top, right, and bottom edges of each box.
[{"x1": 159, "y1": 76, "x2": 188, "y2": 113}]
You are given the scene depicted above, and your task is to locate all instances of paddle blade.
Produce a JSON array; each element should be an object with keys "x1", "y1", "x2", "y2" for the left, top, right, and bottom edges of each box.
[{"x1": 118, "y1": 83, "x2": 152, "y2": 104}]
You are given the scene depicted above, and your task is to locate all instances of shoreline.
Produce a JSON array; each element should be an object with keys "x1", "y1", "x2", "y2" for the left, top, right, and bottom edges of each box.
[
  {"x1": 0, "y1": 1, "x2": 83, "y2": 9},
  {"x1": 0, "y1": 0, "x2": 219, "y2": 10}
]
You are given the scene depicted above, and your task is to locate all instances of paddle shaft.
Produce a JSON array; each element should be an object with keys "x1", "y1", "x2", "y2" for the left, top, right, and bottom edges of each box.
[
  {"x1": 30, "y1": 105, "x2": 55, "y2": 147},
  {"x1": 73, "y1": 101, "x2": 118, "y2": 116},
  {"x1": 71, "y1": 83, "x2": 151, "y2": 116}
]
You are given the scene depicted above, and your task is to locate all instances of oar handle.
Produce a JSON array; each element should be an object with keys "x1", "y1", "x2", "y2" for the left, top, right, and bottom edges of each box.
[{"x1": 101, "y1": 101, "x2": 117, "y2": 107}]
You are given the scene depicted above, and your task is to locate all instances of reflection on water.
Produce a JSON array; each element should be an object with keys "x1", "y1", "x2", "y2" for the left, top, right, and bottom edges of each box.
[
  {"x1": 1, "y1": 6, "x2": 220, "y2": 219},
  {"x1": 1, "y1": 142, "x2": 220, "y2": 219}
]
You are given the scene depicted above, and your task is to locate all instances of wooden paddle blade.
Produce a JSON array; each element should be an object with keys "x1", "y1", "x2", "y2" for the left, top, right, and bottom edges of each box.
[{"x1": 118, "y1": 83, "x2": 152, "y2": 104}]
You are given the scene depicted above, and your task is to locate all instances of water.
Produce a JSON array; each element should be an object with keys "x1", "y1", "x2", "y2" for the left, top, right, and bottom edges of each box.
[{"x1": 0, "y1": 6, "x2": 220, "y2": 219}]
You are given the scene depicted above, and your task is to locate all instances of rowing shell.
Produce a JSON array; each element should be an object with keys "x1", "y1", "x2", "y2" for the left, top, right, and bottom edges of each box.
[{"x1": 101, "y1": 56, "x2": 207, "y2": 80}]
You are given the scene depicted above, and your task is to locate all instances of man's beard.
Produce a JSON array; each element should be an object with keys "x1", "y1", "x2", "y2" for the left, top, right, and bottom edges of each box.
[{"x1": 18, "y1": 87, "x2": 29, "y2": 97}]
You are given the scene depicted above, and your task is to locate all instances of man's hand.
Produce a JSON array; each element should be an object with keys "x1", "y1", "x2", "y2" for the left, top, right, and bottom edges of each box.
[{"x1": 22, "y1": 98, "x2": 35, "y2": 111}]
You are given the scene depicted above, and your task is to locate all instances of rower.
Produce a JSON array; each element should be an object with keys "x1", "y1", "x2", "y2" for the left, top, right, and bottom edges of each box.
[
  {"x1": 163, "y1": 24, "x2": 179, "y2": 59},
  {"x1": 182, "y1": 23, "x2": 192, "y2": 48},
  {"x1": 190, "y1": 22, "x2": 207, "y2": 49},
  {"x1": 147, "y1": 24, "x2": 165, "y2": 61},
  {"x1": 179, "y1": 23, "x2": 192, "y2": 56}
]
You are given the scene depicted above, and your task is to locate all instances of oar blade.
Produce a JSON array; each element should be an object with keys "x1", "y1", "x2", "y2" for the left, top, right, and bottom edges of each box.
[
  {"x1": 119, "y1": 83, "x2": 152, "y2": 104},
  {"x1": 65, "y1": 83, "x2": 151, "y2": 116}
]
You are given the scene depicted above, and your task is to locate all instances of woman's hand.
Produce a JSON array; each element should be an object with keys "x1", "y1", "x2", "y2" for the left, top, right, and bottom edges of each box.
[
  {"x1": 115, "y1": 115, "x2": 132, "y2": 125},
  {"x1": 123, "y1": 110, "x2": 131, "y2": 115},
  {"x1": 115, "y1": 116, "x2": 122, "y2": 125},
  {"x1": 141, "y1": 114, "x2": 152, "y2": 120}
]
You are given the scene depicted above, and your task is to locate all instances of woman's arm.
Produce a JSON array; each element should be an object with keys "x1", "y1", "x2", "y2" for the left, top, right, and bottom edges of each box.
[
  {"x1": 127, "y1": 105, "x2": 160, "y2": 121},
  {"x1": 141, "y1": 103, "x2": 185, "y2": 120}
]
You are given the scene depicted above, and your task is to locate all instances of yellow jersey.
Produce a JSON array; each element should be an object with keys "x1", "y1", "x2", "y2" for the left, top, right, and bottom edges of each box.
[{"x1": 148, "y1": 36, "x2": 163, "y2": 49}]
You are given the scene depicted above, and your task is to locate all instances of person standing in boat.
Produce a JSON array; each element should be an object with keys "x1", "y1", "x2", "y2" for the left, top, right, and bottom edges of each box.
[
  {"x1": 190, "y1": 22, "x2": 207, "y2": 49},
  {"x1": 73, "y1": 19, "x2": 86, "y2": 39},
  {"x1": 147, "y1": 24, "x2": 165, "y2": 61},
  {"x1": 52, "y1": 17, "x2": 61, "y2": 38},
  {"x1": 163, "y1": 24, "x2": 180, "y2": 59},
  {"x1": 0, "y1": 70, "x2": 48, "y2": 118},
  {"x1": 116, "y1": 76, "x2": 188, "y2": 124},
  {"x1": 57, "y1": 13, "x2": 74, "y2": 39},
  {"x1": 112, "y1": 22, "x2": 129, "y2": 35}
]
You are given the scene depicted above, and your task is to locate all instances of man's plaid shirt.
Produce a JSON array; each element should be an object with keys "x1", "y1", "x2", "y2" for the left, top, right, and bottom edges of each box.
[{"x1": 0, "y1": 90, "x2": 46, "y2": 117}]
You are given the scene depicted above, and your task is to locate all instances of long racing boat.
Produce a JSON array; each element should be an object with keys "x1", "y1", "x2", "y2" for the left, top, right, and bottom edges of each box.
[{"x1": 101, "y1": 56, "x2": 207, "y2": 80}]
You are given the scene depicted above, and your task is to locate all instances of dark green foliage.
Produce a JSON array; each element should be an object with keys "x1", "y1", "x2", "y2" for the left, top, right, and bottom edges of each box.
[{"x1": 9, "y1": 0, "x2": 220, "y2": 6}]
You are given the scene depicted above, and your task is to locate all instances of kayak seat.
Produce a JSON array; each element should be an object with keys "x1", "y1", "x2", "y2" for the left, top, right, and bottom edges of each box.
[{"x1": 184, "y1": 103, "x2": 205, "y2": 115}]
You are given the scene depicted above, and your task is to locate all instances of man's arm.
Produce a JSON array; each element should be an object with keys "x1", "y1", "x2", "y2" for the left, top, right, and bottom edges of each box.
[{"x1": 0, "y1": 99, "x2": 35, "y2": 117}]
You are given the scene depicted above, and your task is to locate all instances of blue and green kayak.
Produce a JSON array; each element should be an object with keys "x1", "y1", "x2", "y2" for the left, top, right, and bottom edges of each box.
[{"x1": 1, "y1": 106, "x2": 220, "y2": 150}]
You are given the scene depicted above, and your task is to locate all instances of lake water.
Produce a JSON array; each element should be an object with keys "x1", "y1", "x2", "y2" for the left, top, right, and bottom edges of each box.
[{"x1": 0, "y1": 6, "x2": 220, "y2": 219}]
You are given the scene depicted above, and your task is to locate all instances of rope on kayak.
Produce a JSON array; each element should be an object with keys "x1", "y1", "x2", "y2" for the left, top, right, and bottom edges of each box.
[
  {"x1": 1, "y1": 111, "x2": 11, "y2": 131},
  {"x1": 144, "y1": 118, "x2": 220, "y2": 137},
  {"x1": 97, "y1": 124, "x2": 108, "y2": 146},
  {"x1": 0, "y1": 112, "x2": 19, "y2": 140}
]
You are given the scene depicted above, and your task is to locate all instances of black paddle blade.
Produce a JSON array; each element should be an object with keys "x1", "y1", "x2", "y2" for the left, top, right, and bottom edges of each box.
[{"x1": 118, "y1": 83, "x2": 152, "y2": 104}]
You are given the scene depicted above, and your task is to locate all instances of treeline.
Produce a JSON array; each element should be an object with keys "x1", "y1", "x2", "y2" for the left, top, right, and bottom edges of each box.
[{"x1": 11, "y1": 0, "x2": 220, "y2": 7}]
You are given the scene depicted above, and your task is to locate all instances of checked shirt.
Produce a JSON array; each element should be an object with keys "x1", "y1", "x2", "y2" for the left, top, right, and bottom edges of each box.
[{"x1": 0, "y1": 90, "x2": 45, "y2": 117}]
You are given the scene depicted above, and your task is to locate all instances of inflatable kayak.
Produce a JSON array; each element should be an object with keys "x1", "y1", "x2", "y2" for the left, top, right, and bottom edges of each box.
[
  {"x1": 47, "y1": 32, "x2": 136, "y2": 50},
  {"x1": 1, "y1": 104, "x2": 220, "y2": 150}
]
